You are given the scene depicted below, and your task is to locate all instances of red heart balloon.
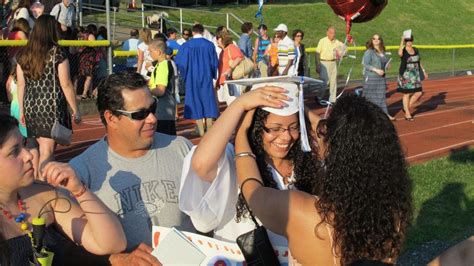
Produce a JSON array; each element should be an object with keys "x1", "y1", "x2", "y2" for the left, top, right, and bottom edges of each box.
[{"x1": 327, "y1": 0, "x2": 388, "y2": 43}]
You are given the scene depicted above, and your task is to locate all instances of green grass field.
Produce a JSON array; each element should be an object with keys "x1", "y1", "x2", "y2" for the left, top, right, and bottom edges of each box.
[
  {"x1": 86, "y1": 0, "x2": 474, "y2": 45},
  {"x1": 85, "y1": 0, "x2": 474, "y2": 78},
  {"x1": 404, "y1": 149, "x2": 474, "y2": 252}
]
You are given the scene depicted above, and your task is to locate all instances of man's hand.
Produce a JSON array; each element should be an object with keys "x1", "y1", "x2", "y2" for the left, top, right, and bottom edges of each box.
[{"x1": 109, "y1": 243, "x2": 161, "y2": 266}]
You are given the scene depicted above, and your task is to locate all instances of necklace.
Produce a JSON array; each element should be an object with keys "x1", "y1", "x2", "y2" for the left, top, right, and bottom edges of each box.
[{"x1": 0, "y1": 194, "x2": 29, "y2": 232}]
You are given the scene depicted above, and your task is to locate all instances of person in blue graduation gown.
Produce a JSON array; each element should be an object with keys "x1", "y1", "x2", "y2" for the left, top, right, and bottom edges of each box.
[{"x1": 175, "y1": 24, "x2": 219, "y2": 136}]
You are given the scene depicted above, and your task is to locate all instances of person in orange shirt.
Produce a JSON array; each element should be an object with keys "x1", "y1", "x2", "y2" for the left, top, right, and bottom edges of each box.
[
  {"x1": 216, "y1": 32, "x2": 244, "y2": 105},
  {"x1": 266, "y1": 34, "x2": 281, "y2": 76}
]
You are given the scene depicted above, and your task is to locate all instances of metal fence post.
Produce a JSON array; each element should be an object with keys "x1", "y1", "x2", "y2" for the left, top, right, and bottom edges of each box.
[
  {"x1": 112, "y1": 7, "x2": 117, "y2": 41},
  {"x1": 79, "y1": 0, "x2": 83, "y2": 26},
  {"x1": 451, "y1": 48, "x2": 456, "y2": 76},
  {"x1": 160, "y1": 15, "x2": 163, "y2": 33},
  {"x1": 141, "y1": 4, "x2": 145, "y2": 28},
  {"x1": 226, "y1": 13, "x2": 229, "y2": 29},
  {"x1": 106, "y1": 0, "x2": 113, "y2": 74},
  {"x1": 180, "y1": 8, "x2": 183, "y2": 34}
]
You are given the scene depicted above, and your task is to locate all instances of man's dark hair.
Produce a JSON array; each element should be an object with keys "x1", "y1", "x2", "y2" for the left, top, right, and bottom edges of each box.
[
  {"x1": 130, "y1": 29, "x2": 139, "y2": 37},
  {"x1": 154, "y1": 32, "x2": 167, "y2": 41},
  {"x1": 241, "y1": 22, "x2": 253, "y2": 34},
  {"x1": 258, "y1": 24, "x2": 267, "y2": 31},
  {"x1": 97, "y1": 72, "x2": 148, "y2": 125},
  {"x1": 182, "y1": 28, "x2": 191, "y2": 35},
  {"x1": 192, "y1": 24, "x2": 204, "y2": 34},
  {"x1": 167, "y1": 28, "x2": 177, "y2": 37}
]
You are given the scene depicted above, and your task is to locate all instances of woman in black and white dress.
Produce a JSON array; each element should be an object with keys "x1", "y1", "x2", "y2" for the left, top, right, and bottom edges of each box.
[{"x1": 16, "y1": 15, "x2": 80, "y2": 177}]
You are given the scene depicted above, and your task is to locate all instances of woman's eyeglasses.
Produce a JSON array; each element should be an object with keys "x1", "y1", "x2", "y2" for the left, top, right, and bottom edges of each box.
[
  {"x1": 263, "y1": 125, "x2": 300, "y2": 136},
  {"x1": 114, "y1": 98, "x2": 158, "y2": 121}
]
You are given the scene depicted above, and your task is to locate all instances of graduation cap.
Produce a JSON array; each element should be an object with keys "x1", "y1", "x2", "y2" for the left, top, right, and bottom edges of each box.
[{"x1": 226, "y1": 76, "x2": 324, "y2": 152}]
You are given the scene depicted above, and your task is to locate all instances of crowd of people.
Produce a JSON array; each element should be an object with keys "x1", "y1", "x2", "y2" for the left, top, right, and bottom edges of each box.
[{"x1": 0, "y1": 2, "x2": 453, "y2": 265}]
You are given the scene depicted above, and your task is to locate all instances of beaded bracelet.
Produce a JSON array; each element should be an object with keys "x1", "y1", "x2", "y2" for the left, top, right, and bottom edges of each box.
[
  {"x1": 72, "y1": 183, "x2": 88, "y2": 198},
  {"x1": 234, "y1": 152, "x2": 256, "y2": 160}
]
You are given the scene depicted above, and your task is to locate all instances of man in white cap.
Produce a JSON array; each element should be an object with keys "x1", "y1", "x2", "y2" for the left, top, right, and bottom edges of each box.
[
  {"x1": 50, "y1": 0, "x2": 75, "y2": 32},
  {"x1": 274, "y1": 24, "x2": 296, "y2": 76}
]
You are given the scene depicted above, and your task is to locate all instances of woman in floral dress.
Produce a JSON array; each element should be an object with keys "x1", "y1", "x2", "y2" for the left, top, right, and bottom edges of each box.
[{"x1": 397, "y1": 35, "x2": 428, "y2": 121}]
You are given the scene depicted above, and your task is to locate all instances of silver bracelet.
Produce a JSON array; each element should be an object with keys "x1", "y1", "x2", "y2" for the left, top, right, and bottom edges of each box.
[{"x1": 235, "y1": 152, "x2": 256, "y2": 160}]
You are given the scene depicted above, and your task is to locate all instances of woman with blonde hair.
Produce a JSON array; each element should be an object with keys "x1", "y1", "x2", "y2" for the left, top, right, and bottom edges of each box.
[
  {"x1": 215, "y1": 32, "x2": 245, "y2": 105},
  {"x1": 16, "y1": 15, "x2": 81, "y2": 178},
  {"x1": 136, "y1": 28, "x2": 154, "y2": 79}
]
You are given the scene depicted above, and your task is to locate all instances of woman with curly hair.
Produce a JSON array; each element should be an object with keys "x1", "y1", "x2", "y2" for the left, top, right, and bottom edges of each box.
[
  {"x1": 235, "y1": 94, "x2": 412, "y2": 265},
  {"x1": 179, "y1": 81, "x2": 321, "y2": 252}
]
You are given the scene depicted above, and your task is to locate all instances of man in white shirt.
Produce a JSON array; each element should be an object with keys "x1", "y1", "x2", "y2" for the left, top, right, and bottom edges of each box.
[
  {"x1": 50, "y1": 0, "x2": 75, "y2": 31},
  {"x1": 274, "y1": 23, "x2": 296, "y2": 76}
]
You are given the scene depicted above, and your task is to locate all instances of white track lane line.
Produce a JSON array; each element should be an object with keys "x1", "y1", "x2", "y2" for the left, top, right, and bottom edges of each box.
[
  {"x1": 399, "y1": 120, "x2": 474, "y2": 137},
  {"x1": 391, "y1": 105, "x2": 474, "y2": 120},
  {"x1": 407, "y1": 140, "x2": 474, "y2": 160}
]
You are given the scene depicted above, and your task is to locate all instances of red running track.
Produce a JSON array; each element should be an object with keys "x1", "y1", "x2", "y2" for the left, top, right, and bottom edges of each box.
[{"x1": 55, "y1": 76, "x2": 474, "y2": 165}]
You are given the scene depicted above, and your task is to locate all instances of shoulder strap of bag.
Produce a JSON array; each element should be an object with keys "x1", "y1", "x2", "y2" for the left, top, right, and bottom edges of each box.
[
  {"x1": 227, "y1": 46, "x2": 232, "y2": 59},
  {"x1": 240, "y1": 179, "x2": 261, "y2": 227},
  {"x1": 52, "y1": 47, "x2": 59, "y2": 111},
  {"x1": 56, "y1": 4, "x2": 62, "y2": 21}
]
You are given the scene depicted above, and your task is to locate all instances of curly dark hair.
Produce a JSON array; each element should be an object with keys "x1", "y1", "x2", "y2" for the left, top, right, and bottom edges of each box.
[
  {"x1": 236, "y1": 108, "x2": 322, "y2": 221},
  {"x1": 315, "y1": 94, "x2": 412, "y2": 264}
]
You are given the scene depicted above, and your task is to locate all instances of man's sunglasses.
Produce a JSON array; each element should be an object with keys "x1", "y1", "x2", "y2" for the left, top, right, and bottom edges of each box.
[{"x1": 114, "y1": 98, "x2": 158, "y2": 121}]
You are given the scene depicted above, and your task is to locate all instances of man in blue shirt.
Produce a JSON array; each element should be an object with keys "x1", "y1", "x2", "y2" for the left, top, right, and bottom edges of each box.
[
  {"x1": 122, "y1": 29, "x2": 140, "y2": 71},
  {"x1": 238, "y1": 22, "x2": 253, "y2": 58},
  {"x1": 166, "y1": 28, "x2": 181, "y2": 53}
]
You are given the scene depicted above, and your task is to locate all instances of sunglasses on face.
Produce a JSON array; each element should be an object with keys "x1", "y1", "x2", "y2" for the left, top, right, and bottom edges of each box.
[
  {"x1": 114, "y1": 97, "x2": 158, "y2": 121},
  {"x1": 295, "y1": 34, "x2": 303, "y2": 38}
]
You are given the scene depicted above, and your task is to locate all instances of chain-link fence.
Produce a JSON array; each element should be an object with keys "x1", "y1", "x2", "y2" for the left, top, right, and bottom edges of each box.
[{"x1": 1, "y1": 39, "x2": 473, "y2": 106}]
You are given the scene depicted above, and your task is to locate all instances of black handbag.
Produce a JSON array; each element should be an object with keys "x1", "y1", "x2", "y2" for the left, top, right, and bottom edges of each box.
[{"x1": 236, "y1": 190, "x2": 280, "y2": 266}]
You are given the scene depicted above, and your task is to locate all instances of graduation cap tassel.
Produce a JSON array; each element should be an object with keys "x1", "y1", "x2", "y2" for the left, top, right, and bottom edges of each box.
[{"x1": 298, "y1": 80, "x2": 312, "y2": 152}]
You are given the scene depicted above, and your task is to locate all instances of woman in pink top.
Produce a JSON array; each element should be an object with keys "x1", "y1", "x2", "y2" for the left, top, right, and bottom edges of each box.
[
  {"x1": 7, "y1": 18, "x2": 30, "y2": 65},
  {"x1": 216, "y1": 32, "x2": 244, "y2": 86}
]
